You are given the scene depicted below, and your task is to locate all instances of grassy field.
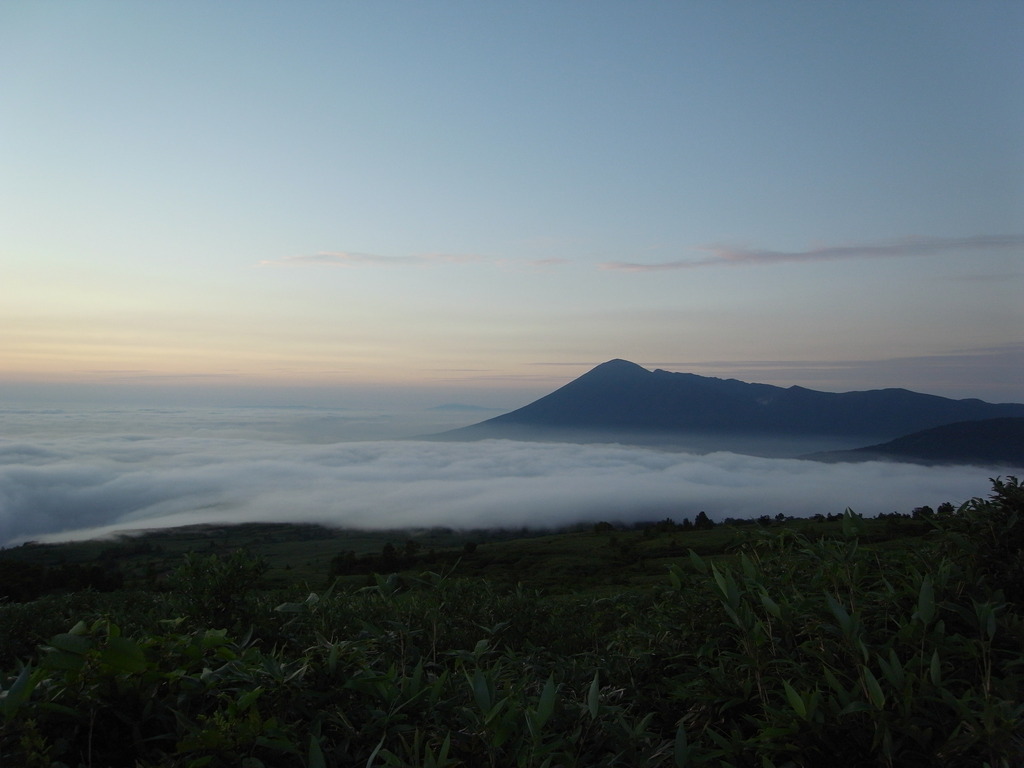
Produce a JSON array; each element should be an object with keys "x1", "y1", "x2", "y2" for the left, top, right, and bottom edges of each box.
[
  {"x1": 0, "y1": 484, "x2": 1019, "y2": 767},
  {"x1": 0, "y1": 513, "x2": 931, "y2": 595}
]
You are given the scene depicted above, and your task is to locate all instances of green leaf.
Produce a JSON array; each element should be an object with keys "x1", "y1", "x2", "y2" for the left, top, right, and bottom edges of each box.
[
  {"x1": 916, "y1": 575, "x2": 935, "y2": 625},
  {"x1": 100, "y1": 636, "x2": 148, "y2": 674},
  {"x1": 328, "y1": 642, "x2": 339, "y2": 676},
  {"x1": 841, "y1": 508, "x2": 861, "y2": 539},
  {"x1": 673, "y1": 723, "x2": 691, "y2": 768},
  {"x1": 237, "y1": 686, "x2": 264, "y2": 712},
  {"x1": 67, "y1": 620, "x2": 89, "y2": 635},
  {"x1": 711, "y1": 564, "x2": 739, "y2": 607},
  {"x1": 983, "y1": 605, "x2": 997, "y2": 641},
  {"x1": 366, "y1": 734, "x2": 386, "y2": 768},
  {"x1": 470, "y1": 669, "x2": 491, "y2": 713},
  {"x1": 759, "y1": 590, "x2": 782, "y2": 620},
  {"x1": 308, "y1": 732, "x2": 326, "y2": 768},
  {"x1": 822, "y1": 667, "x2": 847, "y2": 698},
  {"x1": 688, "y1": 549, "x2": 708, "y2": 575},
  {"x1": 438, "y1": 732, "x2": 452, "y2": 764},
  {"x1": 929, "y1": 650, "x2": 941, "y2": 686},
  {"x1": 201, "y1": 629, "x2": 230, "y2": 648},
  {"x1": 668, "y1": 564, "x2": 682, "y2": 591},
  {"x1": 0, "y1": 664, "x2": 37, "y2": 719},
  {"x1": 49, "y1": 632, "x2": 94, "y2": 655},
  {"x1": 783, "y1": 680, "x2": 807, "y2": 719},
  {"x1": 534, "y1": 675, "x2": 556, "y2": 730},
  {"x1": 825, "y1": 593, "x2": 853, "y2": 636},
  {"x1": 878, "y1": 649, "x2": 904, "y2": 690},
  {"x1": 740, "y1": 553, "x2": 757, "y2": 580},
  {"x1": 862, "y1": 667, "x2": 886, "y2": 709},
  {"x1": 43, "y1": 650, "x2": 86, "y2": 672},
  {"x1": 587, "y1": 671, "x2": 600, "y2": 719},
  {"x1": 482, "y1": 697, "x2": 509, "y2": 728}
]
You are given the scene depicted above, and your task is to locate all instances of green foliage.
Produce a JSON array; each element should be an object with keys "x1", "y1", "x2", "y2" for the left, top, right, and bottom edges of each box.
[
  {"x1": 2, "y1": 481, "x2": 1023, "y2": 766},
  {"x1": 929, "y1": 475, "x2": 1024, "y2": 605},
  {"x1": 168, "y1": 548, "x2": 269, "y2": 630},
  {"x1": 661, "y1": 511, "x2": 1023, "y2": 767},
  {"x1": 0, "y1": 559, "x2": 124, "y2": 602}
]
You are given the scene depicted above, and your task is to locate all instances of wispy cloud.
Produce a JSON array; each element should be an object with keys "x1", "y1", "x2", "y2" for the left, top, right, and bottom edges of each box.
[
  {"x1": 261, "y1": 252, "x2": 571, "y2": 270},
  {"x1": 261, "y1": 251, "x2": 452, "y2": 268},
  {"x1": 521, "y1": 257, "x2": 572, "y2": 268},
  {"x1": 647, "y1": 344, "x2": 1024, "y2": 401},
  {"x1": 601, "y1": 234, "x2": 1024, "y2": 272}
]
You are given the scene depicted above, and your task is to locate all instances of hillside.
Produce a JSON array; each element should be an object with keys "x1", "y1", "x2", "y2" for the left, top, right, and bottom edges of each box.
[
  {"x1": 812, "y1": 417, "x2": 1024, "y2": 467},
  {"x1": 438, "y1": 359, "x2": 1024, "y2": 454},
  {"x1": 1, "y1": 479, "x2": 1022, "y2": 767}
]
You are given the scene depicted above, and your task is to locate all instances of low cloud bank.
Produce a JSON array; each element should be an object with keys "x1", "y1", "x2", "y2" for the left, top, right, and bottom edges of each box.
[{"x1": 0, "y1": 433, "x2": 997, "y2": 546}]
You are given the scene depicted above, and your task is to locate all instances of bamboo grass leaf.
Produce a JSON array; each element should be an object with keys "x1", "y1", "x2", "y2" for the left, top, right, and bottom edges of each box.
[
  {"x1": 862, "y1": 666, "x2": 886, "y2": 709},
  {"x1": 0, "y1": 664, "x2": 37, "y2": 720},
  {"x1": 825, "y1": 593, "x2": 853, "y2": 637},
  {"x1": 436, "y1": 732, "x2": 452, "y2": 766},
  {"x1": 916, "y1": 575, "x2": 935, "y2": 625},
  {"x1": 308, "y1": 732, "x2": 326, "y2": 768},
  {"x1": 668, "y1": 564, "x2": 682, "y2": 591},
  {"x1": 100, "y1": 636, "x2": 147, "y2": 674},
  {"x1": 688, "y1": 549, "x2": 708, "y2": 575},
  {"x1": 587, "y1": 671, "x2": 600, "y2": 719},
  {"x1": 740, "y1": 553, "x2": 756, "y2": 580},
  {"x1": 48, "y1": 632, "x2": 94, "y2": 655},
  {"x1": 673, "y1": 723, "x2": 691, "y2": 768},
  {"x1": 711, "y1": 564, "x2": 740, "y2": 608},
  {"x1": 366, "y1": 734, "x2": 386, "y2": 768},
  {"x1": 535, "y1": 675, "x2": 556, "y2": 729},
  {"x1": 759, "y1": 589, "x2": 782, "y2": 620},
  {"x1": 470, "y1": 669, "x2": 491, "y2": 713},
  {"x1": 783, "y1": 680, "x2": 807, "y2": 719}
]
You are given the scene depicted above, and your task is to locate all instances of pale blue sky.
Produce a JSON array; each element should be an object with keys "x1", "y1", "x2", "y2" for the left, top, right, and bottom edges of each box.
[{"x1": 2, "y1": 1, "x2": 1022, "y2": 406}]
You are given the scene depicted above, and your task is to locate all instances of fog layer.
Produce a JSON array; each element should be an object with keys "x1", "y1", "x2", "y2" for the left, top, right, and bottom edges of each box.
[{"x1": 0, "y1": 424, "x2": 995, "y2": 546}]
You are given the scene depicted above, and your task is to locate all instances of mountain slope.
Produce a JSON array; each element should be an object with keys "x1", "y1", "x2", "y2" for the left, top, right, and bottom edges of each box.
[
  {"x1": 811, "y1": 418, "x2": 1024, "y2": 466},
  {"x1": 439, "y1": 359, "x2": 1024, "y2": 449}
]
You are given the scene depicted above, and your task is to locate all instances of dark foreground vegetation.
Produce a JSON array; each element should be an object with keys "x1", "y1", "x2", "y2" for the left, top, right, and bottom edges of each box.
[{"x1": 1, "y1": 479, "x2": 1022, "y2": 767}]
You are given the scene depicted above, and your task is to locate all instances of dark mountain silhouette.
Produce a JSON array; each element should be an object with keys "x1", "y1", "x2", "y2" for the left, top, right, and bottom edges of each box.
[
  {"x1": 810, "y1": 417, "x2": 1024, "y2": 466},
  {"x1": 437, "y1": 359, "x2": 1024, "y2": 455}
]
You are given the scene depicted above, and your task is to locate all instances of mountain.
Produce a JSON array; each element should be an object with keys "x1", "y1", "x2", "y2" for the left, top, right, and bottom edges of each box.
[
  {"x1": 437, "y1": 359, "x2": 1024, "y2": 455},
  {"x1": 810, "y1": 418, "x2": 1024, "y2": 466}
]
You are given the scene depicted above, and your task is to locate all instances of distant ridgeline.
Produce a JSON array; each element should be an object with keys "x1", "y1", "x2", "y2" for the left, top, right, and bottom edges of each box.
[
  {"x1": 437, "y1": 359, "x2": 1024, "y2": 463},
  {"x1": 812, "y1": 417, "x2": 1024, "y2": 467}
]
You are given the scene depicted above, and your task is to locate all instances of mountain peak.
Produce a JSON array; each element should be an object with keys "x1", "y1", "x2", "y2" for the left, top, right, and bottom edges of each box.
[
  {"x1": 583, "y1": 359, "x2": 650, "y2": 377},
  {"x1": 438, "y1": 359, "x2": 1024, "y2": 452}
]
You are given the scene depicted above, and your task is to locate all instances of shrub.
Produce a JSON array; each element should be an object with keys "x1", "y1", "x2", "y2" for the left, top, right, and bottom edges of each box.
[{"x1": 167, "y1": 548, "x2": 269, "y2": 630}]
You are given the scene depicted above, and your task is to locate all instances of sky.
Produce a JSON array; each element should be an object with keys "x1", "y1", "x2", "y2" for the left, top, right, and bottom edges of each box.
[{"x1": 2, "y1": 1, "x2": 1023, "y2": 408}]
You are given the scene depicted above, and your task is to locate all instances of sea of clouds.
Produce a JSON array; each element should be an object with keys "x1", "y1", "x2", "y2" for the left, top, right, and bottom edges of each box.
[{"x1": 0, "y1": 405, "x2": 1000, "y2": 546}]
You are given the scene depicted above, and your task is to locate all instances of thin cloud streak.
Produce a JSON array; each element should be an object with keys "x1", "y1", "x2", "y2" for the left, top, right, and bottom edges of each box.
[
  {"x1": 601, "y1": 234, "x2": 1024, "y2": 272},
  {"x1": 261, "y1": 252, "x2": 433, "y2": 268},
  {"x1": 261, "y1": 252, "x2": 574, "y2": 270},
  {"x1": 259, "y1": 251, "x2": 574, "y2": 272},
  {"x1": 0, "y1": 432, "x2": 998, "y2": 547},
  {"x1": 644, "y1": 344, "x2": 1024, "y2": 401},
  {"x1": 651, "y1": 344, "x2": 1024, "y2": 376}
]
